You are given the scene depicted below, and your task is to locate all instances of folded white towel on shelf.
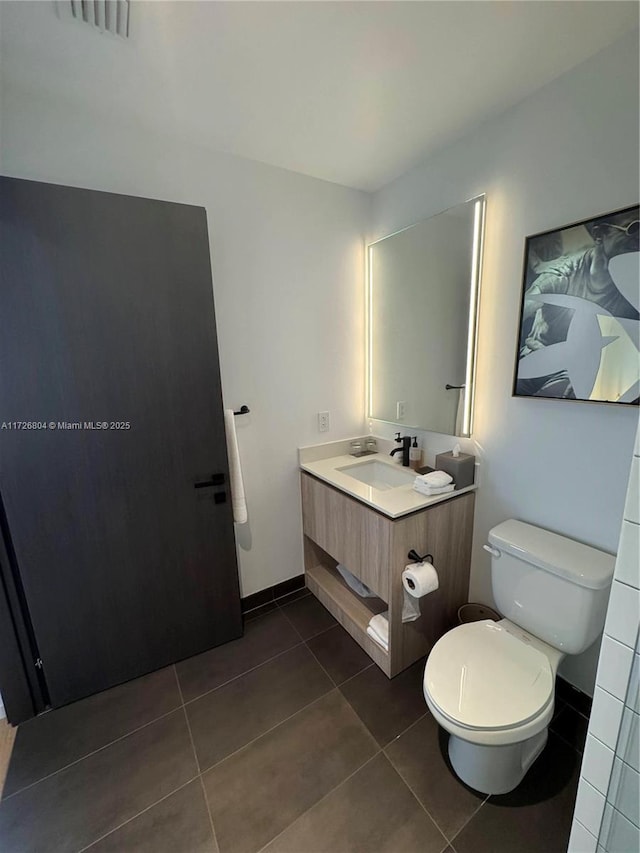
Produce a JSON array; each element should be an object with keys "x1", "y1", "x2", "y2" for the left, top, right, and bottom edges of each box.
[
  {"x1": 368, "y1": 612, "x2": 389, "y2": 648},
  {"x1": 413, "y1": 482, "x2": 455, "y2": 497},
  {"x1": 415, "y1": 470, "x2": 453, "y2": 488},
  {"x1": 366, "y1": 625, "x2": 389, "y2": 651}
]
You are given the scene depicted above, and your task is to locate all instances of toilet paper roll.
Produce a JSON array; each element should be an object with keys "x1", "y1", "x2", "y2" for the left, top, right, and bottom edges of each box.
[
  {"x1": 402, "y1": 561, "x2": 439, "y2": 598},
  {"x1": 401, "y1": 561, "x2": 439, "y2": 623}
]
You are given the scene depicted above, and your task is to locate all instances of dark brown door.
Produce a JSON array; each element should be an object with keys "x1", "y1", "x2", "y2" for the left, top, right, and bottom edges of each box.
[{"x1": 0, "y1": 177, "x2": 242, "y2": 709}]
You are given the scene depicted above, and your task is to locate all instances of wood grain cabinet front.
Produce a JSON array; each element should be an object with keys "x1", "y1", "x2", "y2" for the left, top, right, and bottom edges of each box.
[{"x1": 300, "y1": 471, "x2": 474, "y2": 678}]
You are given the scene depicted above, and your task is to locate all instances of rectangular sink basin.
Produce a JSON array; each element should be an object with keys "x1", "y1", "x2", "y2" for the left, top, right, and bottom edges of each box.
[{"x1": 337, "y1": 460, "x2": 416, "y2": 491}]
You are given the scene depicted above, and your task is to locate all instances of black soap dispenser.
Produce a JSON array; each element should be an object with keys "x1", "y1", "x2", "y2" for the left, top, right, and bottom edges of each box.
[{"x1": 409, "y1": 436, "x2": 421, "y2": 471}]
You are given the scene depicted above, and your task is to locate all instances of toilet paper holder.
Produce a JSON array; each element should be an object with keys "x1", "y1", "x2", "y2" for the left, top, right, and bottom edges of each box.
[{"x1": 407, "y1": 549, "x2": 433, "y2": 564}]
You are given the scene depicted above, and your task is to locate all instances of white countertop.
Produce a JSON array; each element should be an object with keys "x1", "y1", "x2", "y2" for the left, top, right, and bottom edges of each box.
[{"x1": 299, "y1": 446, "x2": 476, "y2": 519}]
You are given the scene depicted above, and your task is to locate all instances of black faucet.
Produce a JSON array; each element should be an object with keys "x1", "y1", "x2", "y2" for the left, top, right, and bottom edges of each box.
[{"x1": 390, "y1": 432, "x2": 412, "y2": 466}]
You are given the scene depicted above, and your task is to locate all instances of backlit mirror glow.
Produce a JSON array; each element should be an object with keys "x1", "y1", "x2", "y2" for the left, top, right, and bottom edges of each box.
[{"x1": 367, "y1": 195, "x2": 486, "y2": 436}]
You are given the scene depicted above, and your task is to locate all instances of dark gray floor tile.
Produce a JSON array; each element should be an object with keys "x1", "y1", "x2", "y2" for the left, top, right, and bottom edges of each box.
[
  {"x1": 0, "y1": 710, "x2": 197, "y2": 853},
  {"x1": 176, "y1": 609, "x2": 300, "y2": 702},
  {"x1": 3, "y1": 666, "x2": 181, "y2": 798},
  {"x1": 452, "y1": 733, "x2": 581, "y2": 853},
  {"x1": 385, "y1": 713, "x2": 485, "y2": 839},
  {"x1": 186, "y1": 645, "x2": 333, "y2": 771},
  {"x1": 262, "y1": 753, "x2": 448, "y2": 853},
  {"x1": 202, "y1": 690, "x2": 378, "y2": 853},
  {"x1": 550, "y1": 705, "x2": 589, "y2": 753},
  {"x1": 340, "y1": 658, "x2": 427, "y2": 746},
  {"x1": 279, "y1": 593, "x2": 337, "y2": 640},
  {"x1": 307, "y1": 624, "x2": 372, "y2": 685},
  {"x1": 86, "y1": 779, "x2": 216, "y2": 853}
]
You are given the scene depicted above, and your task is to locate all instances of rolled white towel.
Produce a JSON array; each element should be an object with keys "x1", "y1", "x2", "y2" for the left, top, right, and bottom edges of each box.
[
  {"x1": 415, "y1": 470, "x2": 453, "y2": 488},
  {"x1": 414, "y1": 482, "x2": 455, "y2": 497},
  {"x1": 366, "y1": 625, "x2": 389, "y2": 651},
  {"x1": 368, "y1": 612, "x2": 389, "y2": 646}
]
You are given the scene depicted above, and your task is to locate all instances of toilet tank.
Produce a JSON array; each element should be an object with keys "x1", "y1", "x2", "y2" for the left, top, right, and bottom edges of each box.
[{"x1": 488, "y1": 520, "x2": 615, "y2": 655}]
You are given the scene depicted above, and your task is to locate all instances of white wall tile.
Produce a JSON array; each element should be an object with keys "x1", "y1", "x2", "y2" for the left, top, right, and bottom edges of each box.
[
  {"x1": 609, "y1": 758, "x2": 639, "y2": 827},
  {"x1": 624, "y1": 456, "x2": 639, "y2": 524},
  {"x1": 582, "y1": 735, "x2": 616, "y2": 795},
  {"x1": 600, "y1": 804, "x2": 640, "y2": 853},
  {"x1": 615, "y1": 521, "x2": 640, "y2": 589},
  {"x1": 596, "y1": 636, "x2": 635, "y2": 701},
  {"x1": 590, "y1": 688, "x2": 625, "y2": 749},
  {"x1": 574, "y1": 779, "x2": 606, "y2": 837},
  {"x1": 604, "y1": 580, "x2": 640, "y2": 649},
  {"x1": 568, "y1": 819, "x2": 598, "y2": 853},
  {"x1": 580, "y1": 735, "x2": 615, "y2": 796},
  {"x1": 619, "y1": 707, "x2": 639, "y2": 772},
  {"x1": 628, "y1": 653, "x2": 639, "y2": 713}
]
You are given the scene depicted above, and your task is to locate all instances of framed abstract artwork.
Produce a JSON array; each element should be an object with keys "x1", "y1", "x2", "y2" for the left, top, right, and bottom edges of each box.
[{"x1": 513, "y1": 204, "x2": 639, "y2": 405}]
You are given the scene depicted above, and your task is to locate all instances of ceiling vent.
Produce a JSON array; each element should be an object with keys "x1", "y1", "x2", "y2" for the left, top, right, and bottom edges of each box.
[{"x1": 66, "y1": 1, "x2": 130, "y2": 38}]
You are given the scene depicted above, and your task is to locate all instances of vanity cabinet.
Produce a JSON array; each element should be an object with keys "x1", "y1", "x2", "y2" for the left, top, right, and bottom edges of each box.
[{"x1": 301, "y1": 471, "x2": 475, "y2": 678}]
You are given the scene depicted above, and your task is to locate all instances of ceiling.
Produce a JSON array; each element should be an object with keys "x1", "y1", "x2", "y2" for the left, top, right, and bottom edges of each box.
[{"x1": 1, "y1": 1, "x2": 638, "y2": 191}]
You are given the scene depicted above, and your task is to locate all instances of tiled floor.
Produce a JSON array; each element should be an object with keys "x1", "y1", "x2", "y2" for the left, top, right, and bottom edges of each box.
[{"x1": 0, "y1": 589, "x2": 586, "y2": 853}]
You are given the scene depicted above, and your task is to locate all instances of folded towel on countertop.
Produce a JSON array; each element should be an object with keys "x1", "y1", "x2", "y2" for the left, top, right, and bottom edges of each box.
[
  {"x1": 413, "y1": 482, "x2": 455, "y2": 497},
  {"x1": 415, "y1": 470, "x2": 453, "y2": 488}
]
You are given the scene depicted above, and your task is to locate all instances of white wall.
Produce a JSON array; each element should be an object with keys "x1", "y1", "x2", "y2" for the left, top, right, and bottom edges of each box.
[
  {"x1": 0, "y1": 82, "x2": 369, "y2": 598},
  {"x1": 370, "y1": 30, "x2": 640, "y2": 694}
]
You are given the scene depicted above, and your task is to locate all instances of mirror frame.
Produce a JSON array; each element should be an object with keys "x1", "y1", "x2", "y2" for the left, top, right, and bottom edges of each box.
[{"x1": 366, "y1": 194, "x2": 486, "y2": 437}]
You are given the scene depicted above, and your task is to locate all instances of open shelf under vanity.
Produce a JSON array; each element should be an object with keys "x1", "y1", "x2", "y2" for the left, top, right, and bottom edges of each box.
[{"x1": 304, "y1": 539, "x2": 390, "y2": 672}]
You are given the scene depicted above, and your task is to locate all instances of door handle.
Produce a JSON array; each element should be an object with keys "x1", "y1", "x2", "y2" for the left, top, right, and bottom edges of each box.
[{"x1": 193, "y1": 474, "x2": 225, "y2": 489}]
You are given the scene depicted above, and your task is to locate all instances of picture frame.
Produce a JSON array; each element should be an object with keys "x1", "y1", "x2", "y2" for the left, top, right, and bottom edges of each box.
[{"x1": 513, "y1": 204, "x2": 639, "y2": 405}]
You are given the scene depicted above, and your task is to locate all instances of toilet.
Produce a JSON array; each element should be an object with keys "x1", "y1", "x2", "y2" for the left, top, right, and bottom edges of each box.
[{"x1": 423, "y1": 519, "x2": 615, "y2": 795}]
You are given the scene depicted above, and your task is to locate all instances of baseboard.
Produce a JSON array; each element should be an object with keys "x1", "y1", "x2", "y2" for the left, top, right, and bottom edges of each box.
[{"x1": 241, "y1": 575, "x2": 305, "y2": 613}]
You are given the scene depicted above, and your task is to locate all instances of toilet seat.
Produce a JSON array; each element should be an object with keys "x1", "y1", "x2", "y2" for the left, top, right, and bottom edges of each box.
[{"x1": 424, "y1": 620, "x2": 554, "y2": 735}]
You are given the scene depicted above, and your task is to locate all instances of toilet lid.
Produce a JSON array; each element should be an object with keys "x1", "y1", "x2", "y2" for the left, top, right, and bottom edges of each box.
[{"x1": 424, "y1": 621, "x2": 554, "y2": 730}]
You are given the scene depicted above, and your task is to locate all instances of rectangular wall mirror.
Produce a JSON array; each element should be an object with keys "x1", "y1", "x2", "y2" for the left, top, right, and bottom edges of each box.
[{"x1": 367, "y1": 195, "x2": 486, "y2": 436}]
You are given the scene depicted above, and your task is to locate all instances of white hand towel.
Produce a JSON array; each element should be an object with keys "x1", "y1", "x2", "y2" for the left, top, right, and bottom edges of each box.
[
  {"x1": 368, "y1": 612, "x2": 389, "y2": 646},
  {"x1": 413, "y1": 482, "x2": 455, "y2": 497},
  {"x1": 415, "y1": 470, "x2": 453, "y2": 487},
  {"x1": 366, "y1": 626, "x2": 389, "y2": 651},
  {"x1": 224, "y1": 409, "x2": 247, "y2": 524}
]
